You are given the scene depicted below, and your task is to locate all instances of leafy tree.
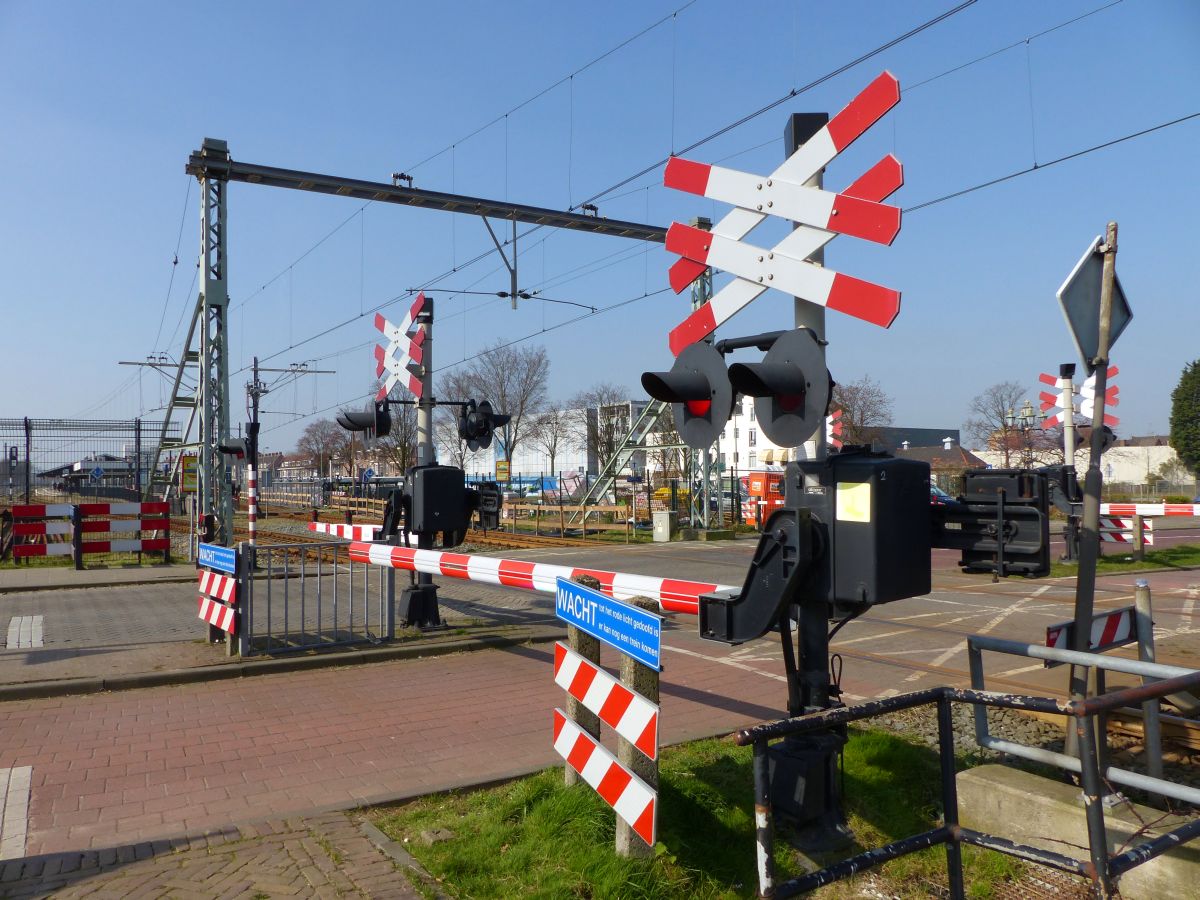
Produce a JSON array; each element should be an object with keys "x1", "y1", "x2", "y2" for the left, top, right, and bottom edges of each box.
[
  {"x1": 451, "y1": 341, "x2": 549, "y2": 462},
  {"x1": 296, "y1": 419, "x2": 349, "y2": 478},
  {"x1": 831, "y1": 375, "x2": 893, "y2": 446},
  {"x1": 1170, "y1": 360, "x2": 1200, "y2": 477},
  {"x1": 570, "y1": 382, "x2": 629, "y2": 468},
  {"x1": 965, "y1": 381, "x2": 1025, "y2": 467}
]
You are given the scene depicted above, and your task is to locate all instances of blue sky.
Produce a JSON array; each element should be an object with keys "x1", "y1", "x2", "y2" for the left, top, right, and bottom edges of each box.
[{"x1": 2, "y1": 0, "x2": 1197, "y2": 454}]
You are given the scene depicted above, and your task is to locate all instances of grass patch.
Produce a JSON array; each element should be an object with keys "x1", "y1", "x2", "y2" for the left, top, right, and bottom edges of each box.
[
  {"x1": 370, "y1": 730, "x2": 1023, "y2": 898},
  {"x1": 1049, "y1": 541, "x2": 1200, "y2": 577}
]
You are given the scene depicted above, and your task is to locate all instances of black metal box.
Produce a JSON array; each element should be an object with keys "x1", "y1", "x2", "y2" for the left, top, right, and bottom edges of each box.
[
  {"x1": 786, "y1": 451, "x2": 931, "y2": 612},
  {"x1": 410, "y1": 466, "x2": 468, "y2": 535}
]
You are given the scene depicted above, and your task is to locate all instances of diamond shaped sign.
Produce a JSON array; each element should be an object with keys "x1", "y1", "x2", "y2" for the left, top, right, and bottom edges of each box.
[{"x1": 1057, "y1": 236, "x2": 1132, "y2": 372}]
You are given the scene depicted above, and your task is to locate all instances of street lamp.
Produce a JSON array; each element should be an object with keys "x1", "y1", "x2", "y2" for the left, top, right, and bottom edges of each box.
[{"x1": 1004, "y1": 400, "x2": 1038, "y2": 468}]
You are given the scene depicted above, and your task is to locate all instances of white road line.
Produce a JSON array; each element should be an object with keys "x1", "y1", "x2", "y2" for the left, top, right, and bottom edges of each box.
[
  {"x1": 889, "y1": 612, "x2": 948, "y2": 622},
  {"x1": 1032, "y1": 585, "x2": 1052, "y2": 597},
  {"x1": 1184, "y1": 589, "x2": 1197, "y2": 624},
  {"x1": 663, "y1": 645, "x2": 788, "y2": 683},
  {"x1": 0, "y1": 766, "x2": 31, "y2": 860},
  {"x1": 5, "y1": 617, "x2": 44, "y2": 649},
  {"x1": 832, "y1": 628, "x2": 914, "y2": 647},
  {"x1": 995, "y1": 663, "x2": 1045, "y2": 678},
  {"x1": 902, "y1": 598, "x2": 1033, "y2": 685}
]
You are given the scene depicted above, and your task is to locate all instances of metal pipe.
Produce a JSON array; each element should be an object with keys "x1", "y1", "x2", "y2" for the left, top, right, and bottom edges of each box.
[
  {"x1": 1107, "y1": 816, "x2": 1200, "y2": 877},
  {"x1": 1134, "y1": 579, "x2": 1164, "y2": 780},
  {"x1": 968, "y1": 634, "x2": 1194, "y2": 679},
  {"x1": 737, "y1": 688, "x2": 944, "y2": 744},
  {"x1": 1075, "y1": 714, "x2": 1114, "y2": 896},
  {"x1": 957, "y1": 829, "x2": 1090, "y2": 875},
  {"x1": 752, "y1": 741, "x2": 775, "y2": 898},
  {"x1": 777, "y1": 828, "x2": 951, "y2": 897},
  {"x1": 978, "y1": 735, "x2": 1200, "y2": 807},
  {"x1": 937, "y1": 696, "x2": 965, "y2": 900}
]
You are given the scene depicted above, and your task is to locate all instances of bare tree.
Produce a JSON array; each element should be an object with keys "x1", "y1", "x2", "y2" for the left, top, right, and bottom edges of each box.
[
  {"x1": 296, "y1": 419, "x2": 349, "y2": 478},
  {"x1": 452, "y1": 342, "x2": 549, "y2": 461},
  {"x1": 531, "y1": 403, "x2": 573, "y2": 477},
  {"x1": 965, "y1": 381, "x2": 1026, "y2": 467},
  {"x1": 570, "y1": 382, "x2": 629, "y2": 468},
  {"x1": 832, "y1": 375, "x2": 894, "y2": 446},
  {"x1": 435, "y1": 369, "x2": 475, "y2": 470},
  {"x1": 648, "y1": 404, "x2": 685, "y2": 484}
]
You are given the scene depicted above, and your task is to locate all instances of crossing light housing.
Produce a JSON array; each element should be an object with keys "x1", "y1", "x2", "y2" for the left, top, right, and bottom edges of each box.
[
  {"x1": 458, "y1": 399, "x2": 511, "y2": 452},
  {"x1": 217, "y1": 438, "x2": 249, "y2": 459},
  {"x1": 728, "y1": 328, "x2": 830, "y2": 447},
  {"x1": 337, "y1": 401, "x2": 392, "y2": 440},
  {"x1": 641, "y1": 341, "x2": 734, "y2": 450}
]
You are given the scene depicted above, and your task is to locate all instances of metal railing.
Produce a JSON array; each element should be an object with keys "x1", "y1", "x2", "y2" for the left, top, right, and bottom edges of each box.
[
  {"x1": 738, "y1": 652, "x2": 1200, "y2": 898},
  {"x1": 242, "y1": 541, "x2": 393, "y2": 655}
]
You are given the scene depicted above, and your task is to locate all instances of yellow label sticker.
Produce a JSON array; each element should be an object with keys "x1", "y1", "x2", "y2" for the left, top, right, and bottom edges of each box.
[{"x1": 836, "y1": 482, "x2": 871, "y2": 523}]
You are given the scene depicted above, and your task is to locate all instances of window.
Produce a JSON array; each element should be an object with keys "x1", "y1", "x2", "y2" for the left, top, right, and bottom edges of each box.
[
  {"x1": 749, "y1": 405, "x2": 756, "y2": 422},
  {"x1": 733, "y1": 452, "x2": 739, "y2": 463},
  {"x1": 749, "y1": 452, "x2": 757, "y2": 467},
  {"x1": 748, "y1": 429, "x2": 757, "y2": 447},
  {"x1": 734, "y1": 427, "x2": 739, "y2": 439},
  {"x1": 718, "y1": 453, "x2": 726, "y2": 467}
]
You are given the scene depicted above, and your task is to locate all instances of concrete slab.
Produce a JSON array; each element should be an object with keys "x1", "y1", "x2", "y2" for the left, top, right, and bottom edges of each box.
[{"x1": 958, "y1": 764, "x2": 1200, "y2": 899}]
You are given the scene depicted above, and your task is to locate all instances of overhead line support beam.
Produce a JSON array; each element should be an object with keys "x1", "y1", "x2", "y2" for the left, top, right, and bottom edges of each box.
[{"x1": 184, "y1": 152, "x2": 668, "y2": 243}]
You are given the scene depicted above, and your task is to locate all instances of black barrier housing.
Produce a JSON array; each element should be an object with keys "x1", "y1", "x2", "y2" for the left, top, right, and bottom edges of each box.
[{"x1": 932, "y1": 469, "x2": 1050, "y2": 577}]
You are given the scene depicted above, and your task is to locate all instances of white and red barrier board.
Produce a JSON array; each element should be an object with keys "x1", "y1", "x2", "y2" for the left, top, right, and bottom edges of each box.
[
  {"x1": 197, "y1": 568, "x2": 238, "y2": 635},
  {"x1": 552, "y1": 709, "x2": 656, "y2": 846},
  {"x1": 1100, "y1": 517, "x2": 1155, "y2": 545},
  {"x1": 1046, "y1": 606, "x2": 1136, "y2": 659},
  {"x1": 1101, "y1": 503, "x2": 1200, "y2": 518},
  {"x1": 553, "y1": 642, "x2": 659, "y2": 760},
  {"x1": 663, "y1": 71, "x2": 902, "y2": 354},
  {"x1": 10, "y1": 504, "x2": 73, "y2": 557},
  {"x1": 308, "y1": 522, "x2": 384, "y2": 541},
  {"x1": 347, "y1": 542, "x2": 733, "y2": 615},
  {"x1": 79, "y1": 502, "x2": 170, "y2": 555}
]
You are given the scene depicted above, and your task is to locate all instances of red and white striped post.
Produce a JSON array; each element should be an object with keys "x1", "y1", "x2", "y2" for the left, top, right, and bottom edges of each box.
[{"x1": 246, "y1": 461, "x2": 257, "y2": 546}]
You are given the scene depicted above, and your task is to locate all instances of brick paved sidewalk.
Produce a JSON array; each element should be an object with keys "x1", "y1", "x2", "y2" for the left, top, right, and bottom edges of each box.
[{"x1": 0, "y1": 811, "x2": 422, "y2": 898}]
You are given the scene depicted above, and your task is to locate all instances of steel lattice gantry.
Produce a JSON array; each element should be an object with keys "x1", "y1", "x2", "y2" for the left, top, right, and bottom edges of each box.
[{"x1": 174, "y1": 138, "x2": 668, "y2": 546}]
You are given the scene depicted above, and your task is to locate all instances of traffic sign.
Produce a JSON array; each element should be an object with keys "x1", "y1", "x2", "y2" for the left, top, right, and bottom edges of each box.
[
  {"x1": 90, "y1": 466, "x2": 104, "y2": 481},
  {"x1": 198, "y1": 542, "x2": 237, "y2": 575},
  {"x1": 555, "y1": 577, "x2": 662, "y2": 671},
  {"x1": 664, "y1": 71, "x2": 903, "y2": 354},
  {"x1": 1057, "y1": 236, "x2": 1132, "y2": 371},
  {"x1": 374, "y1": 292, "x2": 427, "y2": 400},
  {"x1": 361, "y1": 467, "x2": 375, "y2": 482}
]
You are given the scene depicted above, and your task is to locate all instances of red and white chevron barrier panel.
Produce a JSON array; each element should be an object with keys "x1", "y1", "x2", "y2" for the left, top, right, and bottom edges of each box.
[
  {"x1": 1037, "y1": 371, "x2": 1073, "y2": 429},
  {"x1": 11, "y1": 504, "x2": 73, "y2": 518},
  {"x1": 1079, "y1": 366, "x2": 1119, "y2": 426},
  {"x1": 664, "y1": 72, "x2": 903, "y2": 354},
  {"x1": 197, "y1": 569, "x2": 238, "y2": 634},
  {"x1": 552, "y1": 708, "x2": 656, "y2": 845},
  {"x1": 347, "y1": 542, "x2": 732, "y2": 615},
  {"x1": 198, "y1": 596, "x2": 237, "y2": 634},
  {"x1": 1046, "y1": 606, "x2": 1135, "y2": 653},
  {"x1": 308, "y1": 521, "x2": 385, "y2": 541},
  {"x1": 826, "y1": 407, "x2": 845, "y2": 450},
  {"x1": 79, "y1": 502, "x2": 170, "y2": 557},
  {"x1": 198, "y1": 569, "x2": 237, "y2": 603},
  {"x1": 1100, "y1": 517, "x2": 1155, "y2": 545},
  {"x1": 374, "y1": 292, "x2": 427, "y2": 400},
  {"x1": 553, "y1": 642, "x2": 659, "y2": 760},
  {"x1": 1101, "y1": 503, "x2": 1200, "y2": 517}
]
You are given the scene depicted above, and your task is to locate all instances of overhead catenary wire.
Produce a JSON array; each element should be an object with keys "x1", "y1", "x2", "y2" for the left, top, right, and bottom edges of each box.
[{"x1": 151, "y1": 176, "x2": 193, "y2": 353}]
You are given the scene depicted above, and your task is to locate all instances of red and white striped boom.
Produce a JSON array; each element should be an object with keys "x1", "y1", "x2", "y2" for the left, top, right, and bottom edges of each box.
[{"x1": 347, "y1": 542, "x2": 733, "y2": 616}]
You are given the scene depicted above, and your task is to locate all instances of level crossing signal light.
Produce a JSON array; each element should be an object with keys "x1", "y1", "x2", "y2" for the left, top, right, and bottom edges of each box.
[
  {"x1": 641, "y1": 328, "x2": 830, "y2": 450},
  {"x1": 458, "y1": 400, "x2": 510, "y2": 451},
  {"x1": 217, "y1": 438, "x2": 250, "y2": 459},
  {"x1": 337, "y1": 401, "x2": 391, "y2": 439}
]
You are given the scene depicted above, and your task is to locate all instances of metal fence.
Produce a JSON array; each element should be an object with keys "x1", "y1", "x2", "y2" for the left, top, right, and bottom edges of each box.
[
  {"x1": 0, "y1": 418, "x2": 181, "y2": 507},
  {"x1": 241, "y1": 541, "x2": 393, "y2": 655},
  {"x1": 739, "y1": 640, "x2": 1200, "y2": 898}
]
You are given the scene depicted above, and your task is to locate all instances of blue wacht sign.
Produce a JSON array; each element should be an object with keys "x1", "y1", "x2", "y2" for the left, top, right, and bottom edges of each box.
[
  {"x1": 555, "y1": 577, "x2": 662, "y2": 671},
  {"x1": 197, "y1": 543, "x2": 237, "y2": 575}
]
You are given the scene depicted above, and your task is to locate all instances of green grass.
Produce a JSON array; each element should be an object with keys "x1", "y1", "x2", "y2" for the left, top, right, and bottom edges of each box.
[
  {"x1": 370, "y1": 730, "x2": 1023, "y2": 899},
  {"x1": 1049, "y1": 541, "x2": 1200, "y2": 577}
]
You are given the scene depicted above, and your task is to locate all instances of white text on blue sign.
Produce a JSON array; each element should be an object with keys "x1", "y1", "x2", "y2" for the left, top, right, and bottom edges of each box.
[
  {"x1": 555, "y1": 578, "x2": 662, "y2": 671},
  {"x1": 198, "y1": 543, "x2": 237, "y2": 575}
]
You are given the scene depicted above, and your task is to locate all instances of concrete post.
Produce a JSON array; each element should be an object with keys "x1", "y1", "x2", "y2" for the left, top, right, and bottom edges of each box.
[
  {"x1": 615, "y1": 595, "x2": 660, "y2": 858},
  {"x1": 564, "y1": 574, "x2": 603, "y2": 788},
  {"x1": 1133, "y1": 514, "x2": 1145, "y2": 562}
]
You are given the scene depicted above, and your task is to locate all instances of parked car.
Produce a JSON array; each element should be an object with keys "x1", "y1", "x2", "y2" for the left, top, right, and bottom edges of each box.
[{"x1": 930, "y1": 484, "x2": 958, "y2": 506}]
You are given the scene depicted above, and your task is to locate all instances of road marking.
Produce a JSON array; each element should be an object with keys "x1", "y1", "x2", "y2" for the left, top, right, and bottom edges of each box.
[
  {"x1": 832, "y1": 628, "x2": 914, "y2": 647},
  {"x1": 0, "y1": 766, "x2": 31, "y2": 860},
  {"x1": 1184, "y1": 588, "x2": 1197, "y2": 623},
  {"x1": 890, "y1": 612, "x2": 948, "y2": 622},
  {"x1": 664, "y1": 645, "x2": 788, "y2": 683},
  {"x1": 1032, "y1": 585, "x2": 1052, "y2": 597},
  {"x1": 995, "y1": 663, "x2": 1045, "y2": 677},
  {"x1": 5, "y1": 616, "x2": 44, "y2": 649},
  {"x1": 902, "y1": 598, "x2": 1033, "y2": 684}
]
